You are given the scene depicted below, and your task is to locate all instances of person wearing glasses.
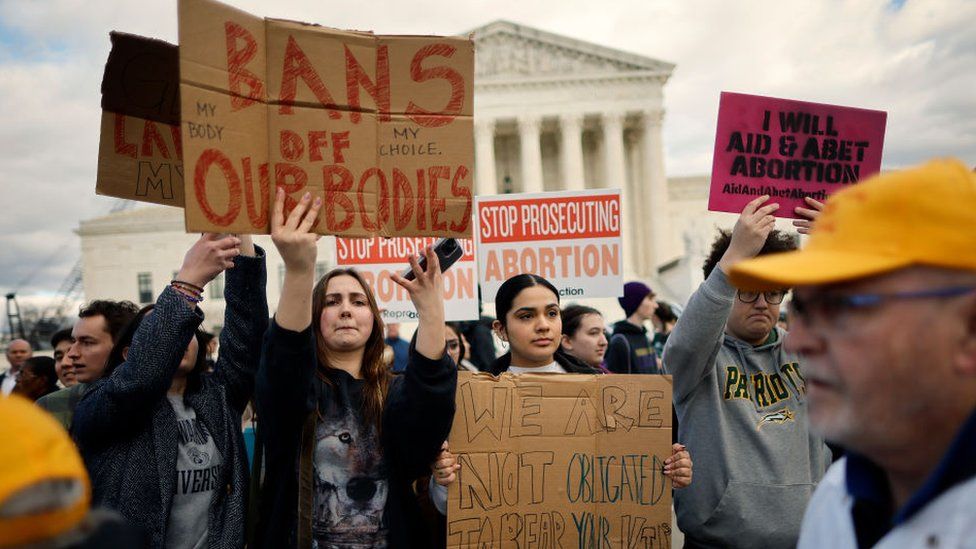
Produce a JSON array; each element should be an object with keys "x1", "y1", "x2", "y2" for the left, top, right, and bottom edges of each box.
[
  {"x1": 730, "y1": 159, "x2": 976, "y2": 549},
  {"x1": 662, "y1": 195, "x2": 831, "y2": 549}
]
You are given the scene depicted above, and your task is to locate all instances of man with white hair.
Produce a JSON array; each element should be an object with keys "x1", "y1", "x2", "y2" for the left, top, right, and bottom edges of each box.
[{"x1": 1, "y1": 339, "x2": 32, "y2": 396}]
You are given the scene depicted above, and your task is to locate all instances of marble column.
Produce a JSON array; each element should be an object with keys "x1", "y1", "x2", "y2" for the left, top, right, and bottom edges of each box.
[
  {"x1": 518, "y1": 115, "x2": 544, "y2": 193},
  {"x1": 602, "y1": 111, "x2": 633, "y2": 275},
  {"x1": 642, "y1": 109, "x2": 669, "y2": 272},
  {"x1": 559, "y1": 113, "x2": 586, "y2": 191},
  {"x1": 602, "y1": 111, "x2": 627, "y2": 189},
  {"x1": 474, "y1": 119, "x2": 497, "y2": 196}
]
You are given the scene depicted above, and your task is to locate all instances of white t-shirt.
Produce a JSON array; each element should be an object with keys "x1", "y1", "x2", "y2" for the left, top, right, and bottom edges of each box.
[
  {"x1": 507, "y1": 362, "x2": 565, "y2": 374},
  {"x1": 164, "y1": 395, "x2": 223, "y2": 549}
]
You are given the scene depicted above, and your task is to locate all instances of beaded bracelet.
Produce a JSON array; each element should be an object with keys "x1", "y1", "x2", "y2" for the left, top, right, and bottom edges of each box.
[
  {"x1": 171, "y1": 279, "x2": 205, "y2": 294},
  {"x1": 170, "y1": 281, "x2": 204, "y2": 304}
]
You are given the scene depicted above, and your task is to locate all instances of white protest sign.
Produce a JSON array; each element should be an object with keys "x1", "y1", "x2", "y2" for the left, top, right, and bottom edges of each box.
[
  {"x1": 475, "y1": 189, "x2": 623, "y2": 302},
  {"x1": 334, "y1": 237, "x2": 479, "y2": 322}
]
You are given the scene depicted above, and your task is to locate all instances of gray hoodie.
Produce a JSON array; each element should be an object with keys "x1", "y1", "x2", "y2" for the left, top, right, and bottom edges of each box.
[{"x1": 663, "y1": 268, "x2": 831, "y2": 548}]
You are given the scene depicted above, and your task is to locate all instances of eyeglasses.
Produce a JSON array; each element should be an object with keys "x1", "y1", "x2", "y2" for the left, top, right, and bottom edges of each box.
[
  {"x1": 791, "y1": 286, "x2": 976, "y2": 327},
  {"x1": 736, "y1": 290, "x2": 787, "y2": 305}
]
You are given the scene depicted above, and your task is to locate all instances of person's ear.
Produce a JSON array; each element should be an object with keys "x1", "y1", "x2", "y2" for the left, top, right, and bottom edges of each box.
[
  {"x1": 492, "y1": 319, "x2": 507, "y2": 342},
  {"x1": 955, "y1": 295, "x2": 976, "y2": 376},
  {"x1": 122, "y1": 346, "x2": 130, "y2": 361},
  {"x1": 560, "y1": 334, "x2": 573, "y2": 351}
]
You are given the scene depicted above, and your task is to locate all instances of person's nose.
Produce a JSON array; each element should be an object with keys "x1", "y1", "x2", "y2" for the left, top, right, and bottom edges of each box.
[{"x1": 784, "y1": 311, "x2": 824, "y2": 357}]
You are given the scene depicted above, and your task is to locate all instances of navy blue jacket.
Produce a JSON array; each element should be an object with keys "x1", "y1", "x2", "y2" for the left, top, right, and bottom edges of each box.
[{"x1": 73, "y1": 251, "x2": 268, "y2": 549}]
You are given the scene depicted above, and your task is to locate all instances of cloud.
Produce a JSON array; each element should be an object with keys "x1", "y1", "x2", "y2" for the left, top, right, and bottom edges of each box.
[{"x1": 0, "y1": 0, "x2": 972, "y2": 298}]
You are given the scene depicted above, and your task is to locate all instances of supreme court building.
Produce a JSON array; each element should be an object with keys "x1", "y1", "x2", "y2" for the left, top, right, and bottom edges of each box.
[{"x1": 78, "y1": 21, "x2": 790, "y2": 329}]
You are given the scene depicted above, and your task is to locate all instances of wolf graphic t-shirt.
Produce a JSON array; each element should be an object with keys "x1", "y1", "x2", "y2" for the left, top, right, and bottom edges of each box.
[
  {"x1": 312, "y1": 372, "x2": 389, "y2": 549},
  {"x1": 165, "y1": 395, "x2": 223, "y2": 549}
]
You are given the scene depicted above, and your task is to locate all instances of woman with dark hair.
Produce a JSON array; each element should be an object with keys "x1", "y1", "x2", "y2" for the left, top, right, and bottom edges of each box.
[
  {"x1": 560, "y1": 304, "x2": 610, "y2": 372},
  {"x1": 71, "y1": 233, "x2": 267, "y2": 549},
  {"x1": 255, "y1": 190, "x2": 456, "y2": 548},
  {"x1": 429, "y1": 274, "x2": 694, "y2": 518}
]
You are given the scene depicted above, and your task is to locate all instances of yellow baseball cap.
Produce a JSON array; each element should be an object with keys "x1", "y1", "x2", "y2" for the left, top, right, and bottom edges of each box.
[
  {"x1": 729, "y1": 158, "x2": 976, "y2": 291},
  {"x1": 0, "y1": 395, "x2": 90, "y2": 547}
]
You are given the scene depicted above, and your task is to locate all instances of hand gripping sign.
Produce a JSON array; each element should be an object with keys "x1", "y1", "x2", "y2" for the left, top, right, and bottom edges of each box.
[{"x1": 447, "y1": 372, "x2": 674, "y2": 548}]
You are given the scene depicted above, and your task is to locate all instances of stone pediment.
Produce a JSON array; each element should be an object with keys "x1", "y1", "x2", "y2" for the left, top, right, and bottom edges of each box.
[{"x1": 467, "y1": 20, "x2": 675, "y2": 80}]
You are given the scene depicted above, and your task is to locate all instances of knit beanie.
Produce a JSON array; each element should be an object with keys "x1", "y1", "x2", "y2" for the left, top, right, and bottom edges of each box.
[{"x1": 618, "y1": 281, "x2": 653, "y2": 317}]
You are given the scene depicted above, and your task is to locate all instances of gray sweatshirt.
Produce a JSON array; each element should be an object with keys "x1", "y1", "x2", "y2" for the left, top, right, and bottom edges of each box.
[{"x1": 663, "y1": 268, "x2": 831, "y2": 549}]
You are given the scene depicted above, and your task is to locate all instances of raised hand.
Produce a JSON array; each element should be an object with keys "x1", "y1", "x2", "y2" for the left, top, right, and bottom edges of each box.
[
  {"x1": 176, "y1": 233, "x2": 242, "y2": 288},
  {"x1": 718, "y1": 195, "x2": 780, "y2": 274},
  {"x1": 792, "y1": 197, "x2": 825, "y2": 235},
  {"x1": 271, "y1": 189, "x2": 322, "y2": 331},
  {"x1": 271, "y1": 188, "x2": 322, "y2": 273},
  {"x1": 392, "y1": 246, "x2": 446, "y2": 359},
  {"x1": 664, "y1": 443, "x2": 693, "y2": 488}
]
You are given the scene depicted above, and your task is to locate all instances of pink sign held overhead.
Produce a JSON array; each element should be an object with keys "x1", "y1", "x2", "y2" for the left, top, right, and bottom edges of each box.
[{"x1": 709, "y1": 92, "x2": 887, "y2": 217}]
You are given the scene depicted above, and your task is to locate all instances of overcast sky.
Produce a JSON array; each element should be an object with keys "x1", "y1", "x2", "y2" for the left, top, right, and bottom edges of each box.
[{"x1": 0, "y1": 0, "x2": 973, "y2": 298}]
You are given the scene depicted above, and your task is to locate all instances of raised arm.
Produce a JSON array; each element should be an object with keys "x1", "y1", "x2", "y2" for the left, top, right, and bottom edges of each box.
[
  {"x1": 385, "y1": 247, "x2": 457, "y2": 478},
  {"x1": 272, "y1": 189, "x2": 322, "y2": 332},
  {"x1": 392, "y1": 246, "x2": 446, "y2": 361},
  {"x1": 212, "y1": 234, "x2": 269, "y2": 413},
  {"x1": 255, "y1": 190, "x2": 322, "y2": 429},
  {"x1": 664, "y1": 196, "x2": 779, "y2": 402},
  {"x1": 73, "y1": 234, "x2": 240, "y2": 445}
]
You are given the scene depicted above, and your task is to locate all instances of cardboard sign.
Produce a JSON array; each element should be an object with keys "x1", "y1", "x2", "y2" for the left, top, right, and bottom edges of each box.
[
  {"x1": 447, "y1": 372, "x2": 674, "y2": 548},
  {"x1": 178, "y1": 0, "x2": 474, "y2": 237},
  {"x1": 334, "y1": 237, "x2": 479, "y2": 322},
  {"x1": 96, "y1": 33, "x2": 186, "y2": 207},
  {"x1": 709, "y1": 92, "x2": 886, "y2": 217},
  {"x1": 475, "y1": 189, "x2": 623, "y2": 302}
]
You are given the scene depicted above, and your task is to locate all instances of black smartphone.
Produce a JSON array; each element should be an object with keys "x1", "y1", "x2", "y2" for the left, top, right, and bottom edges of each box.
[{"x1": 403, "y1": 238, "x2": 464, "y2": 280}]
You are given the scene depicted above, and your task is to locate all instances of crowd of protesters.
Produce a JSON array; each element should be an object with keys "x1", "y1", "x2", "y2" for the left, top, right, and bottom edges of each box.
[{"x1": 1, "y1": 159, "x2": 975, "y2": 548}]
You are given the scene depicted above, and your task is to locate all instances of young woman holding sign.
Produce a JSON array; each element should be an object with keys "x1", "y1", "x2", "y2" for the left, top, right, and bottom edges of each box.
[
  {"x1": 428, "y1": 274, "x2": 693, "y2": 520},
  {"x1": 255, "y1": 189, "x2": 456, "y2": 548}
]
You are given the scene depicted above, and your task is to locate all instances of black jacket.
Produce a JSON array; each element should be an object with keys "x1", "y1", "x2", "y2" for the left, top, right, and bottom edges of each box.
[
  {"x1": 254, "y1": 322, "x2": 457, "y2": 548},
  {"x1": 72, "y1": 251, "x2": 268, "y2": 549},
  {"x1": 606, "y1": 320, "x2": 661, "y2": 374}
]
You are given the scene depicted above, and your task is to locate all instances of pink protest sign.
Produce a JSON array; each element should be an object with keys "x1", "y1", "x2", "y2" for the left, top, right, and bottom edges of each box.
[{"x1": 709, "y1": 92, "x2": 886, "y2": 217}]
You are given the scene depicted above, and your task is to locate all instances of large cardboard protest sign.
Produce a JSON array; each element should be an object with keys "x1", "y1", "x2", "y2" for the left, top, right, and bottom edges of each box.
[
  {"x1": 178, "y1": 0, "x2": 474, "y2": 237},
  {"x1": 96, "y1": 32, "x2": 186, "y2": 207},
  {"x1": 709, "y1": 92, "x2": 886, "y2": 217},
  {"x1": 447, "y1": 372, "x2": 674, "y2": 548},
  {"x1": 475, "y1": 189, "x2": 622, "y2": 302},
  {"x1": 334, "y1": 237, "x2": 478, "y2": 322}
]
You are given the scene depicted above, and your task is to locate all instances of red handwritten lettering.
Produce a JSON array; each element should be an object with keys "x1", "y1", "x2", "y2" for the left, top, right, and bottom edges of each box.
[
  {"x1": 194, "y1": 149, "x2": 242, "y2": 226},
  {"x1": 279, "y1": 36, "x2": 341, "y2": 119},
  {"x1": 357, "y1": 168, "x2": 390, "y2": 232},
  {"x1": 279, "y1": 130, "x2": 304, "y2": 162},
  {"x1": 323, "y1": 165, "x2": 355, "y2": 231},
  {"x1": 392, "y1": 168, "x2": 414, "y2": 231},
  {"x1": 450, "y1": 165, "x2": 471, "y2": 233},
  {"x1": 308, "y1": 131, "x2": 329, "y2": 161},
  {"x1": 332, "y1": 132, "x2": 350, "y2": 163},
  {"x1": 141, "y1": 120, "x2": 171, "y2": 159},
  {"x1": 345, "y1": 45, "x2": 391, "y2": 124},
  {"x1": 225, "y1": 22, "x2": 265, "y2": 111},
  {"x1": 405, "y1": 44, "x2": 465, "y2": 128},
  {"x1": 170, "y1": 125, "x2": 183, "y2": 161},
  {"x1": 241, "y1": 157, "x2": 270, "y2": 229},
  {"x1": 427, "y1": 166, "x2": 449, "y2": 232},
  {"x1": 114, "y1": 114, "x2": 137, "y2": 158}
]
